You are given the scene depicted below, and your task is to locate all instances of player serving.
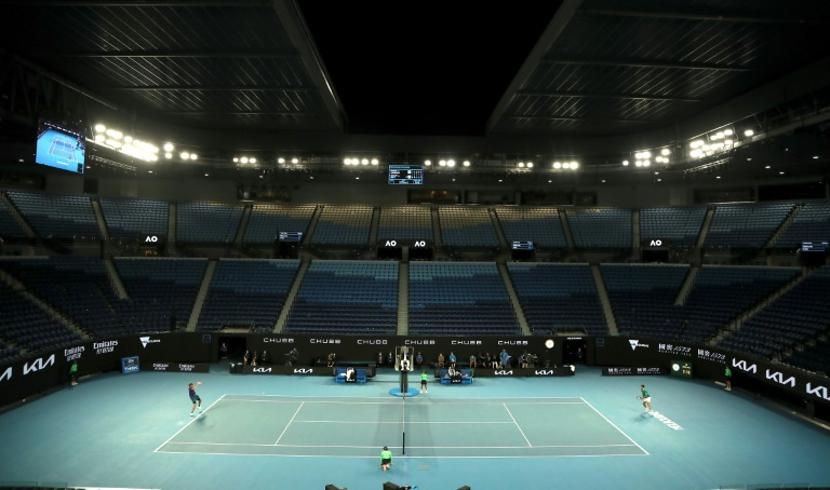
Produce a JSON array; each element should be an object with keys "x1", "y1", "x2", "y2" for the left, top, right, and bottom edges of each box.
[
  {"x1": 188, "y1": 381, "x2": 204, "y2": 417},
  {"x1": 638, "y1": 384, "x2": 653, "y2": 413}
]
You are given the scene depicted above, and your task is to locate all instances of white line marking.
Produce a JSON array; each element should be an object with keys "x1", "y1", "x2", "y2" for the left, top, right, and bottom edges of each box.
[
  {"x1": 579, "y1": 397, "x2": 650, "y2": 456},
  {"x1": 649, "y1": 410, "x2": 684, "y2": 431},
  {"x1": 164, "y1": 441, "x2": 635, "y2": 449},
  {"x1": 156, "y1": 450, "x2": 648, "y2": 459},
  {"x1": 503, "y1": 402, "x2": 532, "y2": 448},
  {"x1": 222, "y1": 394, "x2": 583, "y2": 400},
  {"x1": 294, "y1": 420, "x2": 515, "y2": 424},
  {"x1": 153, "y1": 394, "x2": 225, "y2": 453},
  {"x1": 273, "y1": 401, "x2": 305, "y2": 445}
]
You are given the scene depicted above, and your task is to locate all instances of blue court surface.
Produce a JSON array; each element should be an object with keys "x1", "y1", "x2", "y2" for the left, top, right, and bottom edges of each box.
[{"x1": 1, "y1": 365, "x2": 829, "y2": 490}]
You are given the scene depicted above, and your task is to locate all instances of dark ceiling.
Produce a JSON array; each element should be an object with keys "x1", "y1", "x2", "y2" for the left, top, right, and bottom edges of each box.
[{"x1": 1, "y1": 0, "x2": 830, "y2": 143}]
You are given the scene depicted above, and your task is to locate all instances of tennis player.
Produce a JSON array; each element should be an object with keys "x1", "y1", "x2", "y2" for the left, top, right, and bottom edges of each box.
[
  {"x1": 639, "y1": 384, "x2": 652, "y2": 413},
  {"x1": 420, "y1": 371, "x2": 429, "y2": 394},
  {"x1": 380, "y1": 446, "x2": 392, "y2": 472},
  {"x1": 188, "y1": 381, "x2": 203, "y2": 417}
]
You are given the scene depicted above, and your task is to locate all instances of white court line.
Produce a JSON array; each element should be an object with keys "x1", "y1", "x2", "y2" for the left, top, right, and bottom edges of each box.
[
  {"x1": 273, "y1": 401, "x2": 305, "y2": 445},
  {"x1": 156, "y1": 449, "x2": 647, "y2": 460},
  {"x1": 294, "y1": 420, "x2": 514, "y2": 424},
  {"x1": 153, "y1": 394, "x2": 226, "y2": 453},
  {"x1": 579, "y1": 397, "x2": 650, "y2": 456},
  {"x1": 222, "y1": 394, "x2": 583, "y2": 400},
  {"x1": 164, "y1": 441, "x2": 635, "y2": 449},
  {"x1": 502, "y1": 402, "x2": 533, "y2": 448}
]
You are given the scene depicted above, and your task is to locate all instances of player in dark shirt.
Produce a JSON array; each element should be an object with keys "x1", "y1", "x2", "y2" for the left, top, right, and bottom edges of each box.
[{"x1": 188, "y1": 381, "x2": 203, "y2": 417}]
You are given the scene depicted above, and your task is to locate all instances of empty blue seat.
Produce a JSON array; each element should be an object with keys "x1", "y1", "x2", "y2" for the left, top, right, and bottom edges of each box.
[
  {"x1": 244, "y1": 204, "x2": 316, "y2": 245},
  {"x1": 567, "y1": 208, "x2": 631, "y2": 249},
  {"x1": 7, "y1": 191, "x2": 99, "y2": 240},
  {"x1": 496, "y1": 207, "x2": 567, "y2": 248},
  {"x1": 640, "y1": 207, "x2": 706, "y2": 247},
  {"x1": 705, "y1": 202, "x2": 793, "y2": 249},
  {"x1": 177, "y1": 201, "x2": 243, "y2": 244},
  {"x1": 378, "y1": 206, "x2": 433, "y2": 241},
  {"x1": 439, "y1": 207, "x2": 499, "y2": 248},
  {"x1": 100, "y1": 197, "x2": 168, "y2": 240},
  {"x1": 311, "y1": 206, "x2": 373, "y2": 245}
]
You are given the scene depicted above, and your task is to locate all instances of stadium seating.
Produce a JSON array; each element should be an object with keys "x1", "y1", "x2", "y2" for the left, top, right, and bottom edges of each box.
[
  {"x1": 100, "y1": 198, "x2": 168, "y2": 240},
  {"x1": 705, "y1": 202, "x2": 793, "y2": 249},
  {"x1": 495, "y1": 207, "x2": 567, "y2": 248},
  {"x1": 719, "y1": 266, "x2": 830, "y2": 358},
  {"x1": 115, "y1": 258, "x2": 207, "y2": 332},
  {"x1": 0, "y1": 194, "x2": 27, "y2": 239},
  {"x1": 566, "y1": 208, "x2": 632, "y2": 249},
  {"x1": 176, "y1": 201, "x2": 243, "y2": 244},
  {"x1": 378, "y1": 205, "x2": 433, "y2": 241},
  {"x1": 7, "y1": 191, "x2": 99, "y2": 240},
  {"x1": 286, "y1": 260, "x2": 398, "y2": 334},
  {"x1": 198, "y1": 259, "x2": 300, "y2": 332},
  {"x1": 243, "y1": 203, "x2": 316, "y2": 245},
  {"x1": 0, "y1": 339, "x2": 19, "y2": 365},
  {"x1": 507, "y1": 262, "x2": 606, "y2": 335},
  {"x1": 640, "y1": 206, "x2": 706, "y2": 247},
  {"x1": 311, "y1": 205, "x2": 373, "y2": 246},
  {"x1": 786, "y1": 338, "x2": 830, "y2": 375},
  {"x1": 409, "y1": 262, "x2": 518, "y2": 335},
  {"x1": 773, "y1": 200, "x2": 830, "y2": 249},
  {"x1": 439, "y1": 207, "x2": 499, "y2": 248},
  {"x1": 0, "y1": 281, "x2": 83, "y2": 353}
]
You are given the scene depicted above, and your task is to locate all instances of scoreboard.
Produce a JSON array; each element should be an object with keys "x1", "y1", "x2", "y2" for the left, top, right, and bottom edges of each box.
[{"x1": 388, "y1": 164, "x2": 424, "y2": 185}]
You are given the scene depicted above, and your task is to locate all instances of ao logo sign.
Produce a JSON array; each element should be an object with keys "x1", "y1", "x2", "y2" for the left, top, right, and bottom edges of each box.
[
  {"x1": 145, "y1": 235, "x2": 159, "y2": 243},
  {"x1": 413, "y1": 240, "x2": 427, "y2": 247},
  {"x1": 384, "y1": 240, "x2": 398, "y2": 247},
  {"x1": 649, "y1": 239, "x2": 663, "y2": 247},
  {"x1": 765, "y1": 369, "x2": 796, "y2": 387},
  {"x1": 732, "y1": 358, "x2": 757, "y2": 374}
]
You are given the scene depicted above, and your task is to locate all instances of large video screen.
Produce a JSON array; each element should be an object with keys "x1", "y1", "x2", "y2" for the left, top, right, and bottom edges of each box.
[
  {"x1": 36, "y1": 122, "x2": 85, "y2": 174},
  {"x1": 388, "y1": 164, "x2": 424, "y2": 185}
]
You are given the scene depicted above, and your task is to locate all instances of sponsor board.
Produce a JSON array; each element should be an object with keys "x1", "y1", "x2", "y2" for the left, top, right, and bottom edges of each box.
[
  {"x1": 657, "y1": 343, "x2": 692, "y2": 358},
  {"x1": 93, "y1": 340, "x2": 118, "y2": 355},
  {"x1": 121, "y1": 356, "x2": 140, "y2": 375},
  {"x1": 355, "y1": 339, "x2": 388, "y2": 345},
  {"x1": 628, "y1": 339, "x2": 651, "y2": 351},
  {"x1": 497, "y1": 340, "x2": 528, "y2": 346},
  {"x1": 806, "y1": 382, "x2": 830, "y2": 401},
  {"x1": 765, "y1": 369, "x2": 796, "y2": 388},
  {"x1": 450, "y1": 339, "x2": 483, "y2": 345},
  {"x1": 404, "y1": 339, "x2": 436, "y2": 345},
  {"x1": 731, "y1": 358, "x2": 758, "y2": 374},
  {"x1": 63, "y1": 345, "x2": 85, "y2": 362},
  {"x1": 0, "y1": 366, "x2": 11, "y2": 383},
  {"x1": 603, "y1": 367, "x2": 664, "y2": 376},
  {"x1": 263, "y1": 337, "x2": 294, "y2": 344},
  {"x1": 475, "y1": 367, "x2": 575, "y2": 377},
  {"x1": 309, "y1": 338, "x2": 341, "y2": 345},
  {"x1": 145, "y1": 362, "x2": 209, "y2": 373},
  {"x1": 23, "y1": 354, "x2": 56, "y2": 376},
  {"x1": 696, "y1": 348, "x2": 727, "y2": 364},
  {"x1": 139, "y1": 336, "x2": 161, "y2": 348}
]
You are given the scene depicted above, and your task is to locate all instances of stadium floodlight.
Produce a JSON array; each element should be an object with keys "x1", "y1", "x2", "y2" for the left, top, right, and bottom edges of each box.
[
  {"x1": 361, "y1": 158, "x2": 369, "y2": 165},
  {"x1": 233, "y1": 157, "x2": 240, "y2": 163},
  {"x1": 180, "y1": 151, "x2": 190, "y2": 160},
  {"x1": 278, "y1": 157, "x2": 286, "y2": 164},
  {"x1": 94, "y1": 123, "x2": 106, "y2": 133},
  {"x1": 204, "y1": 173, "x2": 209, "y2": 177},
  {"x1": 661, "y1": 148, "x2": 671, "y2": 156},
  {"x1": 94, "y1": 134, "x2": 106, "y2": 143},
  {"x1": 105, "y1": 139, "x2": 122, "y2": 148},
  {"x1": 765, "y1": 165, "x2": 771, "y2": 169},
  {"x1": 163, "y1": 142, "x2": 174, "y2": 152},
  {"x1": 642, "y1": 160, "x2": 651, "y2": 167},
  {"x1": 240, "y1": 157, "x2": 249, "y2": 164},
  {"x1": 547, "y1": 179, "x2": 552, "y2": 183},
  {"x1": 424, "y1": 159, "x2": 432, "y2": 166},
  {"x1": 715, "y1": 175, "x2": 721, "y2": 179},
  {"x1": 553, "y1": 161, "x2": 562, "y2": 169},
  {"x1": 622, "y1": 160, "x2": 629, "y2": 166},
  {"x1": 124, "y1": 135, "x2": 133, "y2": 144},
  {"x1": 498, "y1": 179, "x2": 503, "y2": 183},
  {"x1": 165, "y1": 152, "x2": 172, "y2": 159},
  {"x1": 190, "y1": 154, "x2": 198, "y2": 161},
  {"x1": 371, "y1": 158, "x2": 379, "y2": 166},
  {"x1": 561, "y1": 162, "x2": 570, "y2": 169},
  {"x1": 105, "y1": 129, "x2": 123, "y2": 140},
  {"x1": 657, "y1": 178, "x2": 662, "y2": 182},
  {"x1": 291, "y1": 157, "x2": 299, "y2": 164},
  {"x1": 571, "y1": 161, "x2": 579, "y2": 170},
  {"x1": 355, "y1": 176, "x2": 360, "y2": 180},
  {"x1": 250, "y1": 157, "x2": 257, "y2": 164},
  {"x1": 517, "y1": 162, "x2": 525, "y2": 168},
  {"x1": 724, "y1": 128, "x2": 734, "y2": 136},
  {"x1": 343, "y1": 158, "x2": 350, "y2": 165},
  {"x1": 672, "y1": 363, "x2": 680, "y2": 372},
  {"x1": 447, "y1": 160, "x2": 456, "y2": 167},
  {"x1": 779, "y1": 171, "x2": 785, "y2": 175},
  {"x1": 463, "y1": 160, "x2": 470, "y2": 167},
  {"x1": 743, "y1": 129, "x2": 754, "y2": 137},
  {"x1": 439, "y1": 160, "x2": 447, "y2": 167},
  {"x1": 635, "y1": 160, "x2": 643, "y2": 168},
  {"x1": 813, "y1": 155, "x2": 820, "y2": 160},
  {"x1": 526, "y1": 161, "x2": 533, "y2": 168}
]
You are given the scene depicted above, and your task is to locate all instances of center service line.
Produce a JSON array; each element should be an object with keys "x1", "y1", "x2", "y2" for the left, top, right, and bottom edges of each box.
[
  {"x1": 273, "y1": 401, "x2": 305, "y2": 445},
  {"x1": 502, "y1": 402, "x2": 533, "y2": 448}
]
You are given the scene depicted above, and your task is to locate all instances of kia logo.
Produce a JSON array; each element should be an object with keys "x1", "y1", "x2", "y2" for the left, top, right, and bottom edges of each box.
[
  {"x1": 732, "y1": 359, "x2": 757, "y2": 374},
  {"x1": 23, "y1": 354, "x2": 55, "y2": 375},
  {"x1": 293, "y1": 368, "x2": 313, "y2": 374},
  {"x1": 765, "y1": 369, "x2": 796, "y2": 387},
  {"x1": 494, "y1": 370, "x2": 513, "y2": 376},
  {"x1": 252, "y1": 367, "x2": 272, "y2": 373}
]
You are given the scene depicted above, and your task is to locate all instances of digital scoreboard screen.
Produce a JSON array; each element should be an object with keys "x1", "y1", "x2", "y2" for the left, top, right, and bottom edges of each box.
[
  {"x1": 512, "y1": 241, "x2": 535, "y2": 251},
  {"x1": 35, "y1": 121, "x2": 85, "y2": 174},
  {"x1": 388, "y1": 164, "x2": 424, "y2": 185},
  {"x1": 801, "y1": 241, "x2": 828, "y2": 253},
  {"x1": 279, "y1": 231, "x2": 303, "y2": 243}
]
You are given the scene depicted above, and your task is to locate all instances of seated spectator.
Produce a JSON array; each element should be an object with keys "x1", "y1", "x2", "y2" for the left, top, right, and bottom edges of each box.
[
  {"x1": 469, "y1": 354, "x2": 477, "y2": 369},
  {"x1": 260, "y1": 350, "x2": 271, "y2": 365},
  {"x1": 377, "y1": 351, "x2": 384, "y2": 367},
  {"x1": 499, "y1": 349, "x2": 511, "y2": 369},
  {"x1": 489, "y1": 353, "x2": 499, "y2": 369},
  {"x1": 437, "y1": 352, "x2": 445, "y2": 369},
  {"x1": 346, "y1": 367, "x2": 356, "y2": 382},
  {"x1": 415, "y1": 352, "x2": 424, "y2": 368},
  {"x1": 326, "y1": 352, "x2": 336, "y2": 368},
  {"x1": 520, "y1": 351, "x2": 530, "y2": 368}
]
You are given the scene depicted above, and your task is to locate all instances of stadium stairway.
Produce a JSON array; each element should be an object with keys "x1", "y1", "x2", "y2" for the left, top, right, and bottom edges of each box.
[
  {"x1": 302, "y1": 206, "x2": 322, "y2": 246},
  {"x1": 233, "y1": 204, "x2": 252, "y2": 248},
  {"x1": 397, "y1": 262, "x2": 409, "y2": 335},
  {"x1": 696, "y1": 206, "x2": 715, "y2": 248},
  {"x1": 560, "y1": 211, "x2": 576, "y2": 251},
  {"x1": 766, "y1": 204, "x2": 801, "y2": 249},
  {"x1": 103, "y1": 257, "x2": 128, "y2": 300},
  {"x1": 166, "y1": 202, "x2": 177, "y2": 255},
  {"x1": 674, "y1": 265, "x2": 699, "y2": 306},
  {"x1": 497, "y1": 261, "x2": 531, "y2": 335},
  {"x1": 0, "y1": 192, "x2": 36, "y2": 239},
  {"x1": 431, "y1": 206, "x2": 443, "y2": 252},
  {"x1": 632, "y1": 209, "x2": 640, "y2": 254},
  {"x1": 90, "y1": 198, "x2": 110, "y2": 241},
  {"x1": 0, "y1": 267, "x2": 90, "y2": 341},
  {"x1": 274, "y1": 256, "x2": 311, "y2": 333},
  {"x1": 591, "y1": 264, "x2": 619, "y2": 336},
  {"x1": 708, "y1": 268, "x2": 811, "y2": 346},
  {"x1": 369, "y1": 206, "x2": 380, "y2": 245},
  {"x1": 489, "y1": 208, "x2": 509, "y2": 250},
  {"x1": 186, "y1": 259, "x2": 217, "y2": 332}
]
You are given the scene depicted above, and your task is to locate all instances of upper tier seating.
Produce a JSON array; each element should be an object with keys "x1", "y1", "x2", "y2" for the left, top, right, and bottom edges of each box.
[
  {"x1": 409, "y1": 262, "x2": 518, "y2": 335},
  {"x1": 0, "y1": 339, "x2": 19, "y2": 365},
  {"x1": 286, "y1": 261, "x2": 397, "y2": 334},
  {"x1": 439, "y1": 207, "x2": 499, "y2": 248},
  {"x1": 311, "y1": 206, "x2": 373, "y2": 246},
  {"x1": 0, "y1": 194, "x2": 27, "y2": 239},
  {"x1": 774, "y1": 200, "x2": 830, "y2": 249},
  {"x1": 640, "y1": 207, "x2": 706, "y2": 247},
  {"x1": 198, "y1": 259, "x2": 299, "y2": 332},
  {"x1": 115, "y1": 258, "x2": 206, "y2": 331},
  {"x1": 719, "y1": 266, "x2": 830, "y2": 357},
  {"x1": 507, "y1": 263, "x2": 605, "y2": 335},
  {"x1": 495, "y1": 207, "x2": 567, "y2": 248},
  {"x1": 177, "y1": 201, "x2": 243, "y2": 244},
  {"x1": 566, "y1": 208, "x2": 632, "y2": 248},
  {"x1": 0, "y1": 281, "x2": 82, "y2": 353},
  {"x1": 7, "y1": 191, "x2": 98, "y2": 240},
  {"x1": 786, "y1": 338, "x2": 830, "y2": 375},
  {"x1": 378, "y1": 206, "x2": 433, "y2": 241},
  {"x1": 705, "y1": 202, "x2": 793, "y2": 249},
  {"x1": 243, "y1": 204, "x2": 316, "y2": 245},
  {"x1": 100, "y1": 198, "x2": 168, "y2": 240}
]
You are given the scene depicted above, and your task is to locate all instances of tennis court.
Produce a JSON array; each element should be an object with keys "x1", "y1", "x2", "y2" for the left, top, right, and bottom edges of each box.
[{"x1": 155, "y1": 394, "x2": 648, "y2": 458}]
